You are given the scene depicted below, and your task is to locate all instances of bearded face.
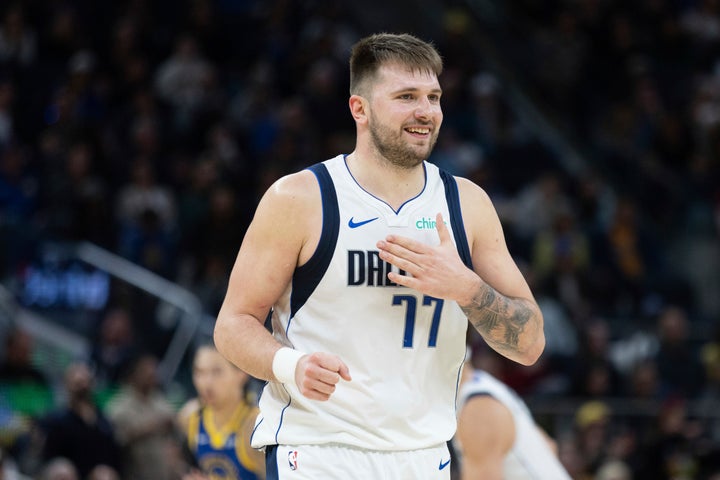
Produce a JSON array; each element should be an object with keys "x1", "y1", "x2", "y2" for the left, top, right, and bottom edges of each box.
[{"x1": 367, "y1": 105, "x2": 440, "y2": 169}]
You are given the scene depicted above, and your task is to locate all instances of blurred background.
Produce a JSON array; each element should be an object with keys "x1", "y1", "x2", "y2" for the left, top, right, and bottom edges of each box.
[{"x1": 0, "y1": 0, "x2": 719, "y2": 478}]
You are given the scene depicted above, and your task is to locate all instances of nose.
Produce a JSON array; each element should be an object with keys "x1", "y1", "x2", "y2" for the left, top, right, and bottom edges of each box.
[{"x1": 415, "y1": 97, "x2": 431, "y2": 119}]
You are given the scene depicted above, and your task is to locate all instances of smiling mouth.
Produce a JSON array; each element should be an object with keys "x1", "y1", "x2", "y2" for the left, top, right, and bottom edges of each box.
[{"x1": 405, "y1": 127, "x2": 431, "y2": 135}]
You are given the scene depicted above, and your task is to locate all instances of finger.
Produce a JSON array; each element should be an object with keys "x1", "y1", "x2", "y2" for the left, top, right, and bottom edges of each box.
[
  {"x1": 378, "y1": 248, "x2": 420, "y2": 274},
  {"x1": 337, "y1": 363, "x2": 352, "y2": 382},
  {"x1": 303, "y1": 377, "x2": 337, "y2": 396},
  {"x1": 310, "y1": 368, "x2": 342, "y2": 387},
  {"x1": 302, "y1": 389, "x2": 332, "y2": 401},
  {"x1": 435, "y1": 212, "x2": 452, "y2": 244},
  {"x1": 316, "y1": 354, "x2": 352, "y2": 382},
  {"x1": 381, "y1": 234, "x2": 428, "y2": 254},
  {"x1": 387, "y1": 271, "x2": 419, "y2": 289}
]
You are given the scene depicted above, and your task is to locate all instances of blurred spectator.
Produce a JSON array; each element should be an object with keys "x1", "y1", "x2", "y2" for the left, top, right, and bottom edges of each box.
[
  {"x1": 626, "y1": 359, "x2": 662, "y2": 400},
  {"x1": 504, "y1": 172, "x2": 571, "y2": 257},
  {"x1": 573, "y1": 400, "x2": 613, "y2": 477},
  {"x1": 0, "y1": 4, "x2": 37, "y2": 69},
  {"x1": 0, "y1": 145, "x2": 38, "y2": 226},
  {"x1": 0, "y1": 326, "x2": 53, "y2": 419},
  {"x1": 651, "y1": 305, "x2": 705, "y2": 398},
  {"x1": 0, "y1": 326, "x2": 47, "y2": 386},
  {"x1": 116, "y1": 159, "x2": 176, "y2": 231},
  {"x1": 595, "y1": 459, "x2": 632, "y2": 480},
  {"x1": 532, "y1": 204, "x2": 590, "y2": 281},
  {"x1": 64, "y1": 49, "x2": 106, "y2": 127},
  {"x1": 192, "y1": 253, "x2": 231, "y2": 316},
  {"x1": 699, "y1": 325, "x2": 720, "y2": 442},
  {"x1": 86, "y1": 464, "x2": 121, "y2": 480},
  {"x1": 569, "y1": 318, "x2": 623, "y2": 398},
  {"x1": 40, "y1": 140, "x2": 112, "y2": 246},
  {"x1": 37, "y1": 457, "x2": 78, "y2": 480},
  {"x1": 0, "y1": 447, "x2": 31, "y2": 480},
  {"x1": 531, "y1": 204, "x2": 593, "y2": 321},
  {"x1": 88, "y1": 307, "x2": 136, "y2": 389},
  {"x1": 115, "y1": 160, "x2": 178, "y2": 277},
  {"x1": 429, "y1": 126, "x2": 485, "y2": 178},
  {"x1": 0, "y1": 77, "x2": 15, "y2": 148},
  {"x1": 635, "y1": 397, "x2": 705, "y2": 479},
  {"x1": 36, "y1": 362, "x2": 122, "y2": 479},
  {"x1": 556, "y1": 431, "x2": 589, "y2": 480},
  {"x1": 107, "y1": 353, "x2": 179, "y2": 480},
  {"x1": 599, "y1": 196, "x2": 662, "y2": 316},
  {"x1": 153, "y1": 34, "x2": 218, "y2": 137},
  {"x1": 187, "y1": 184, "x2": 247, "y2": 272}
]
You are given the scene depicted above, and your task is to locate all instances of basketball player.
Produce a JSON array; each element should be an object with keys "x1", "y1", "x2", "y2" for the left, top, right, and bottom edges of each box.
[
  {"x1": 178, "y1": 345, "x2": 265, "y2": 480},
  {"x1": 455, "y1": 358, "x2": 571, "y2": 479},
  {"x1": 213, "y1": 32, "x2": 545, "y2": 479}
]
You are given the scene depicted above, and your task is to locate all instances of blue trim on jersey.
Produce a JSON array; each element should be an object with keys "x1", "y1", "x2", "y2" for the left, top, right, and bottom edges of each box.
[
  {"x1": 289, "y1": 163, "x2": 340, "y2": 318},
  {"x1": 274, "y1": 385, "x2": 293, "y2": 443},
  {"x1": 454, "y1": 350, "x2": 469, "y2": 415},
  {"x1": 439, "y1": 170, "x2": 473, "y2": 269},
  {"x1": 465, "y1": 392, "x2": 493, "y2": 402},
  {"x1": 250, "y1": 417, "x2": 263, "y2": 446},
  {"x1": 265, "y1": 445, "x2": 279, "y2": 480},
  {"x1": 343, "y1": 155, "x2": 428, "y2": 214}
]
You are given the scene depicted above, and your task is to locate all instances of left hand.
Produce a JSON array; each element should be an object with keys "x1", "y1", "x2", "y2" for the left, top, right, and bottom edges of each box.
[{"x1": 377, "y1": 213, "x2": 479, "y2": 305}]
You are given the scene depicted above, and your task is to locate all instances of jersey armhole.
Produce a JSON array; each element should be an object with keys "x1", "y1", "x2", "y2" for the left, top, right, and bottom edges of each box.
[
  {"x1": 439, "y1": 170, "x2": 473, "y2": 269},
  {"x1": 289, "y1": 162, "x2": 340, "y2": 317}
]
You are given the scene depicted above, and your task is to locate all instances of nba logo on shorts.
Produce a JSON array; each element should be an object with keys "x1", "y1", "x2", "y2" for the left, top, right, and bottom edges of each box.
[{"x1": 288, "y1": 450, "x2": 298, "y2": 470}]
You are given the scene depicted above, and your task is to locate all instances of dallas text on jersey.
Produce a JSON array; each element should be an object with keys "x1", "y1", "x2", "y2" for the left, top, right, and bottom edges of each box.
[{"x1": 347, "y1": 250, "x2": 408, "y2": 287}]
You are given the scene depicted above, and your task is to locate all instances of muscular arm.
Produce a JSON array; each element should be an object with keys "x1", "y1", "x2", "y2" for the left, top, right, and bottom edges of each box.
[
  {"x1": 460, "y1": 282, "x2": 540, "y2": 365},
  {"x1": 458, "y1": 178, "x2": 544, "y2": 364},
  {"x1": 213, "y1": 171, "x2": 350, "y2": 400},
  {"x1": 214, "y1": 172, "x2": 316, "y2": 382}
]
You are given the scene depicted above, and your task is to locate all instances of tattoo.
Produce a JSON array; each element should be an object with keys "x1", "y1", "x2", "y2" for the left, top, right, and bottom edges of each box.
[{"x1": 461, "y1": 283, "x2": 536, "y2": 357}]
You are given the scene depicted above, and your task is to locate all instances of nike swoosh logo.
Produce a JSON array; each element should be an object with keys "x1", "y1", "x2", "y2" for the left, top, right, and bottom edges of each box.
[
  {"x1": 348, "y1": 216, "x2": 379, "y2": 228},
  {"x1": 439, "y1": 458, "x2": 451, "y2": 470}
]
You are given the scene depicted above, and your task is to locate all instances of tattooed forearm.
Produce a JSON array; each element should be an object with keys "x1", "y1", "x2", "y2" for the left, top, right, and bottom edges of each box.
[{"x1": 461, "y1": 283, "x2": 537, "y2": 358}]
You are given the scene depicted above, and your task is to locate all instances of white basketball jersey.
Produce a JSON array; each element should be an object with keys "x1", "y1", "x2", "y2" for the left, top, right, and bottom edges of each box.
[
  {"x1": 251, "y1": 154, "x2": 472, "y2": 451},
  {"x1": 456, "y1": 370, "x2": 571, "y2": 479}
]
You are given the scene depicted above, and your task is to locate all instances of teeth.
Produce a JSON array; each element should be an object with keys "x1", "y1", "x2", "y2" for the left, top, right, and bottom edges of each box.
[{"x1": 407, "y1": 128, "x2": 430, "y2": 134}]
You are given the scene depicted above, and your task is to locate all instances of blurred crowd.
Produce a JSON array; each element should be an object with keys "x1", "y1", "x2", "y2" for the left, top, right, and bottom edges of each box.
[{"x1": 1, "y1": 0, "x2": 719, "y2": 479}]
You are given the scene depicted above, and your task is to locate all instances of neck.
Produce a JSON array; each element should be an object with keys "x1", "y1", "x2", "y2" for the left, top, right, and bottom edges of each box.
[
  {"x1": 211, "y1": 397, "x2": 243, "y2": 426},
  {"x1": 345, "y1": 152, "x2": 426, "y2": 210}
]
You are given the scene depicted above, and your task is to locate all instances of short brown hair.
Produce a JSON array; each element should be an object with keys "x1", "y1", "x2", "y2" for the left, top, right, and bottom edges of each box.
[{"x1": 349, "y1": 33, "x2": 443, "y2": 96}]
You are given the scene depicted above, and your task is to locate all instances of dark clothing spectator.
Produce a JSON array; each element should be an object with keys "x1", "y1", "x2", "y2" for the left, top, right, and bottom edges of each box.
[
  {"x1": 39, "y1": 408, "x2": 122, "y2": 479},
  {"x1": 37, "y1": 363, "x2": 122, "y2": 479}
]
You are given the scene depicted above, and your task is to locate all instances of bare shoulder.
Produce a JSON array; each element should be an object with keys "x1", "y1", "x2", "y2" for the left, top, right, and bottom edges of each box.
[
  {"x1": 452, "y1": 176, "x2": 503, "y2": 247},
  {"x1": 260, "y1": 169, "x2": 321, "y2": 214},
  {"x1": 454, "y1": 176, "x2": 494, "y2": 216},
  {"x1": 252, "y1": 169, "x2": 322, "y2": 265}
]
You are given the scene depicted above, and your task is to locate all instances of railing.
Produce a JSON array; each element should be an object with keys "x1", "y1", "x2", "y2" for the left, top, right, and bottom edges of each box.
[
  {"x1": 71, "y1": 241, "x2": 202, "y2": 386},
  {"x1": 1, "y1": 240, "x2": 202, "y2": 389}
]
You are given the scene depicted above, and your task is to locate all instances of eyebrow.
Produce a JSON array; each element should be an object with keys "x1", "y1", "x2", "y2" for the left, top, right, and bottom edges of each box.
[{"x1": 389, "y1": 86, "x2": 443, "y2": 95}]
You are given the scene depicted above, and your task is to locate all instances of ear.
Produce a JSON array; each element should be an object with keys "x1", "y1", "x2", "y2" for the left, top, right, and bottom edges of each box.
[{"x1": 349, "y1": 94, "x2": 368, "y2": 123}]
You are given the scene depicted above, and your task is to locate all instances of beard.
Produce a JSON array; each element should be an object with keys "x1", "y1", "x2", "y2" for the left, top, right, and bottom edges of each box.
[{"x1": 368, "y1": 113, "x2": 439, "y2": 169}]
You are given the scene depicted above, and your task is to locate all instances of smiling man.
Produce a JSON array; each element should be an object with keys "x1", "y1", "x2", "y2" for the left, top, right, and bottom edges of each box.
[{"x1": 213, "y1": 32, "x2": 545, "y2": 480}]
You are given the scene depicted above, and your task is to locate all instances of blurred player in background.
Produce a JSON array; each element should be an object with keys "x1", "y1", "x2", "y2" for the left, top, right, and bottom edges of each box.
[
  {"x1": 454, "y1": 347, "x2": 570, "y2": 479},
  {"x1": 177, "y1": 344, "x2": 264, "y2": 480}
]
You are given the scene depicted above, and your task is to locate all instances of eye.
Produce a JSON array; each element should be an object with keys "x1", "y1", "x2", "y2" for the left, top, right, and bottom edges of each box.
[
  {"x1": 428, "y1": 94, "x2": 441, "y2": 103},
  {"x1": 398, "y1": 93, "x2": 413, "y2": 100}
]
